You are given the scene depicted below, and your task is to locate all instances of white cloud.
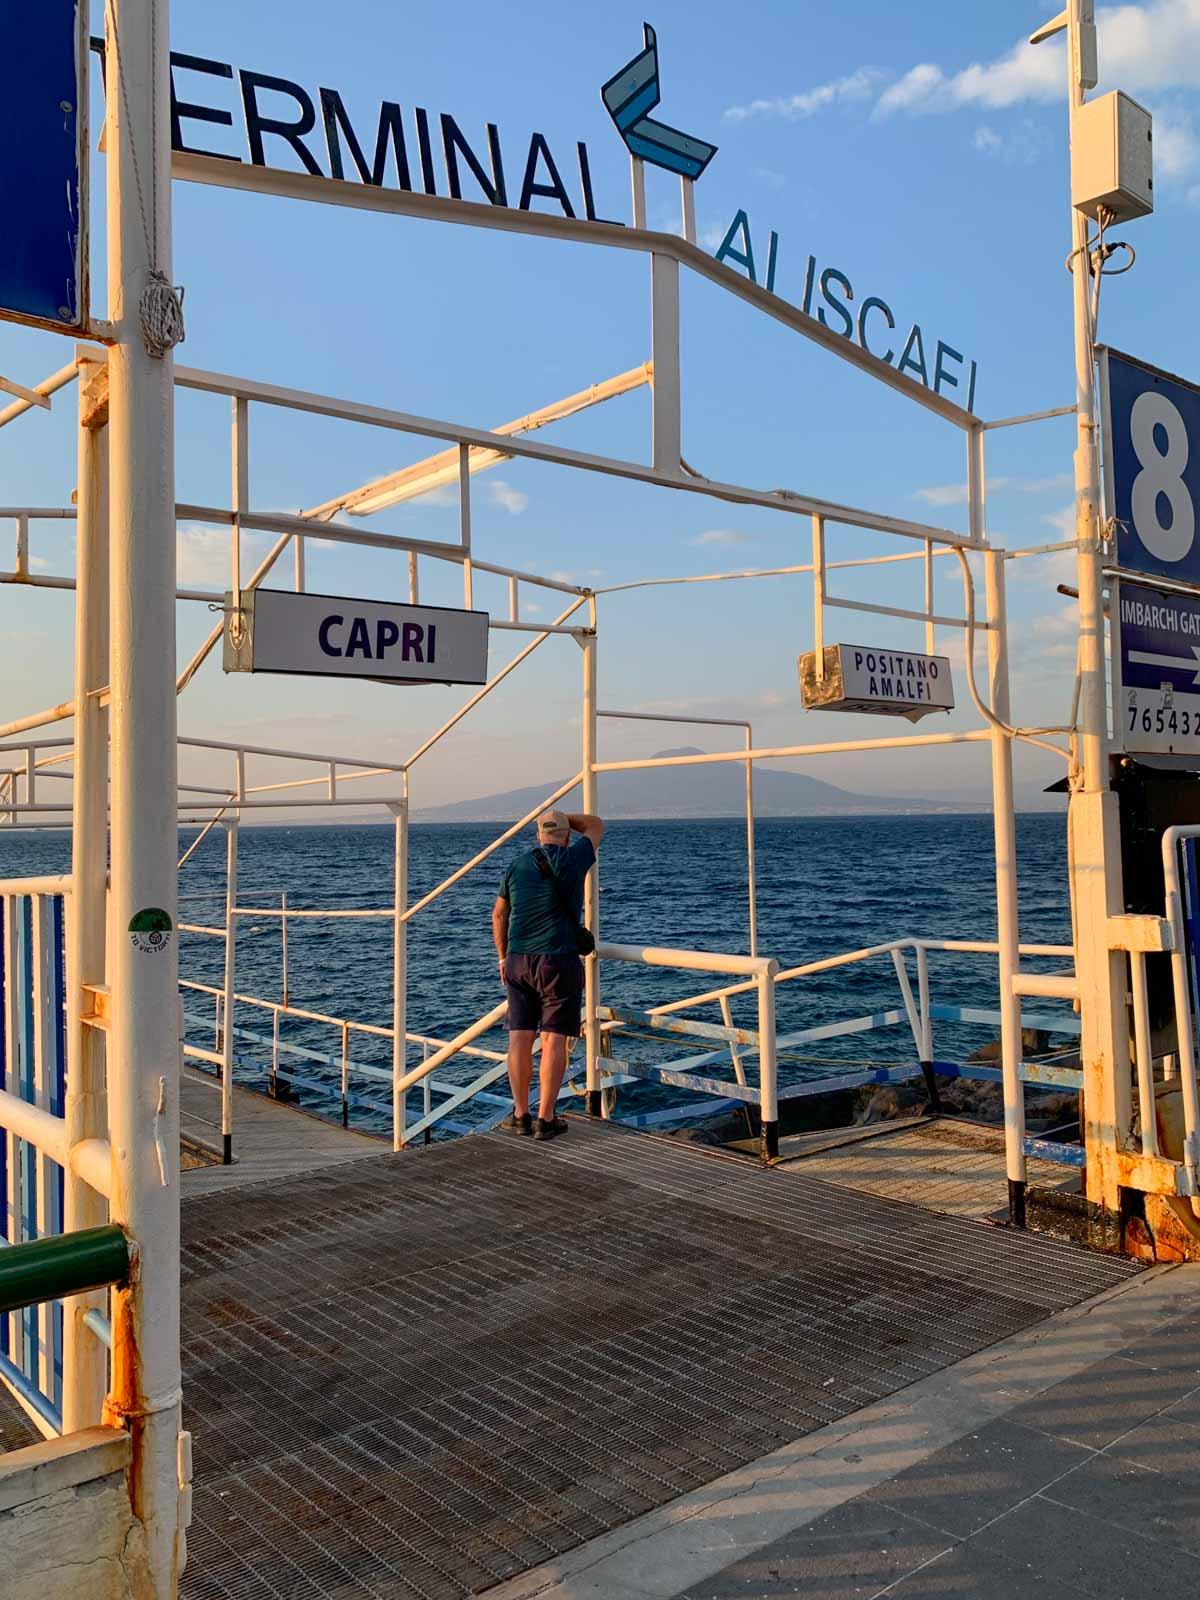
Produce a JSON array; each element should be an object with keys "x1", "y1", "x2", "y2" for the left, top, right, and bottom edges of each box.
[
  {"x1": 1154, "y1": 110, "x2": 1200, "y2": 177},
  {"x1": 486, "y1": 480, "x2": 528, "y2": 515},
  {"x1": 686, "y1": 529, "x2": 752, "y2": 547},
  {"x1": 410, "y1": 485, "x2": 457, "y2": 509},
  {"x1": 972, "y1": 119, "x2": 1047, "y2": 164},
  {"x1": 915, "y1": 474, "x2": 1071, "y2": 506},
  {"x1": 876, "y1": 46, "x2": 1061, "y2": 118},
  {"x1": 916, "y1": 482, "x2": 980, "y2": 507},
  {"x1": 724, "y1": 68, "x2": 883, "y2": 123},
  {"x1": 876, "y1": 2, "x2": 1200, "y2": 119},
  {"x1": 177, "y1": 524, "x2": 250, "y2": 587},
  {"x1": 29, "y1": 555, "x2": 50, "y2": 571},
  {"x1": 1044, "y1": 504, "x2": 1076, "y2": 539}
]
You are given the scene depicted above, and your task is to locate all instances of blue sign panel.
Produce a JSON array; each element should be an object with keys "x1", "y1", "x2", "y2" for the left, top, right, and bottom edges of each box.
[
  {"x1": 1114, "y1": 578, "x2": 1200, "y2": 755},
  {"x1": 601, "y1": 24, "x2": 717, "y2": 181},
  {"x1": 1103, "y1": 349, "x2": 1200, "y2": 587},
  {"x1": 0, "y1": 3, "x2": 85, "y2": 328}
]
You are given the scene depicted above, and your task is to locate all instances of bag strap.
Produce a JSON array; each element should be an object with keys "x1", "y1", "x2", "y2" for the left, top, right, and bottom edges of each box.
[{"x1": 534, "y1": 848, "x2": 578, "y2": 922}]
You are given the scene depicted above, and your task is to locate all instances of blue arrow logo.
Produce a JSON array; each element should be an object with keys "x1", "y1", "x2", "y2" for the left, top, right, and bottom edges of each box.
[{"x1": 601, "y1": 23, "x2": 718, "y2": 182}]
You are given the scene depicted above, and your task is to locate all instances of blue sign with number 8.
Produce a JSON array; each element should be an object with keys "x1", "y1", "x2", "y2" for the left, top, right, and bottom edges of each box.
[{"x1": 1104, "y1": 349, "x2": 1200, "y2": 585}]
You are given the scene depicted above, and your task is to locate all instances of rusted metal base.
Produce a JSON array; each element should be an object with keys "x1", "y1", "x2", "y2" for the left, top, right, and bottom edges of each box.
[
  {"x1": 1008, "y1": 1178, "x2": 1027, "y2": 1230},
  {"x1": 179, "y1": 1118, "x2": 1139, "y2": 1600}
]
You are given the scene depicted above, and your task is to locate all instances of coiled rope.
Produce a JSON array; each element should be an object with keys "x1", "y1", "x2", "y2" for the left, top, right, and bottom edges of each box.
[{"x1": 106, "y1": 2, "x2": 186, "y2": 358}]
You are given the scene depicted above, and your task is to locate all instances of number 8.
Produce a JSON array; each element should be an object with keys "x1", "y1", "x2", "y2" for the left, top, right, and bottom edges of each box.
[{"x1": 1130, "y1": 391, "x2": 1195, "y2": 562}]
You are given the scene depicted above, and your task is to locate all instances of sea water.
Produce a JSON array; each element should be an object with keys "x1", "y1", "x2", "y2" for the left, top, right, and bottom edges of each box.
[{"x1": 0, "y1": 813, "x2": 1074, "y2": 1138}]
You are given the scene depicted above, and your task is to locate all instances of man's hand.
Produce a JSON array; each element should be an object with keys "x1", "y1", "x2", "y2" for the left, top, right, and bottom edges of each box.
[
  {"x1": 498, "y1": 955, "x2": 507, "y2": 988},
  {"x1": 565, "y1": 811, "x2": 605, "y2": 849}
]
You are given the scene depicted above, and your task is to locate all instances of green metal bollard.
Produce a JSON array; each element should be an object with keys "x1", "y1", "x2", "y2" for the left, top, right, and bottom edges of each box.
[{"x1": 0, "y1": 1224, "x2": 130, "y2": 1315}]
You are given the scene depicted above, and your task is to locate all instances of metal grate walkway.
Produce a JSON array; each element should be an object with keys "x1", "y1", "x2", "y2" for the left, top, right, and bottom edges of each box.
[{"x1": 179, "y1": 1118, "x2": 1139, "y2": 1600}]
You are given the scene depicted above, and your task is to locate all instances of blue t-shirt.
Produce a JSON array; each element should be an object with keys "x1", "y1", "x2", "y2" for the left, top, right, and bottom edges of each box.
[{"x1": 499, "y1": 836, "x2": 595, "y2": 955}]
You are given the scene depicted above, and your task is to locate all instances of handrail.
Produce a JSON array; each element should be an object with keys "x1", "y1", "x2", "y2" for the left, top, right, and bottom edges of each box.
[
  {"x1": 0, "y1": 1226, "x2": 130, "y2": 1317},
  {"x1": 651, "y1": 936, "x2": 1076, "y2": 1018},
  {"x1": 402, "y1": 773, "x2": 584, "y2": 922}
]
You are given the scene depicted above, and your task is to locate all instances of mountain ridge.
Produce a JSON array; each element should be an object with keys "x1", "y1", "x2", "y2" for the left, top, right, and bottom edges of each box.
[{"x1": 411, "y1": 747, "x2": 989, "y2": 821}]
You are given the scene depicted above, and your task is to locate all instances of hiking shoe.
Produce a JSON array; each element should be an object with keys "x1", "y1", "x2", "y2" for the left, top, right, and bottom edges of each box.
[
  {"x1": 506, "y1": 1112, "x2": 533, "y2": 1136},
  {"x1": 535, "y1": 1115, "x2": 569, "y2": 1141}
]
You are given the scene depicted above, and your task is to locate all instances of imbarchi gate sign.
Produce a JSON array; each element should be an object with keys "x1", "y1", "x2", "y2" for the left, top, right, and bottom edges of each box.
[{"x1": 224, "y1": 588, "x2": 490, "y2": 685}]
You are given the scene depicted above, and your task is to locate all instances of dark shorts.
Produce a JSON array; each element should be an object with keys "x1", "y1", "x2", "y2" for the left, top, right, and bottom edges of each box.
[{"x1": 504, "y1": 953, "x2": 584, "y2": 1037}]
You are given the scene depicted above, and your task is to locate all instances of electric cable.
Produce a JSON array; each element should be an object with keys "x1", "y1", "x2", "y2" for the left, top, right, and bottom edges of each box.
[{"x1": 953, "y1": 547, "x2": 1072, "y2": 762}]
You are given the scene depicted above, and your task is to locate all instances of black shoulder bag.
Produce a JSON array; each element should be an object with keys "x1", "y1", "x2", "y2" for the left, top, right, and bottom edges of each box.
[{"x1": 533, "y1": 848, "x2": 596, "y2": 956}]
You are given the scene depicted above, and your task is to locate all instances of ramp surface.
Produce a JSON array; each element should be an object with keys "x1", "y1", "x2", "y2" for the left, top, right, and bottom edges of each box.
[{"x1": 179, "y1": 1118, "x2": 1139, "y2": 1600}]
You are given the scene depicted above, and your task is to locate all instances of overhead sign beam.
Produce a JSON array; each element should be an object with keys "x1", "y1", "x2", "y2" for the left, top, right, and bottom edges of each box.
[
  {"x1": 174, "y1": 361, "x2": 975, "y2": 546},
  {"x1": 171, "y1": 151, "x2": 978, "y2": 431}
]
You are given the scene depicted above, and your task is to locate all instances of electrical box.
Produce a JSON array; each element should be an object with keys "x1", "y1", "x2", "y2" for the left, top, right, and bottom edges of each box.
[{"x1": 1071, "y1": 91, "x2": 1154, "y2": 224}]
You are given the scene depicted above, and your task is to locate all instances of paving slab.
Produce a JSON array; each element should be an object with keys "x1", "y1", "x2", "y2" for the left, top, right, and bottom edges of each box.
[
  {"x1": 1008, "y1": 1352, "x2": 1200, "y2": 1448},
  {"x1": 861, "y1": 1416, "x2": 1092, "y2": 1538},
  {"x1": 486, "y1": 1260, "x2": 1200, "y2": 1600}
]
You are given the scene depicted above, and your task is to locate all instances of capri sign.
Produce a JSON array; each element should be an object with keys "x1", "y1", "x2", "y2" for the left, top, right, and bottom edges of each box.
[{"x1": 224, "y1": 589, "x2": 489, "y2": 686}]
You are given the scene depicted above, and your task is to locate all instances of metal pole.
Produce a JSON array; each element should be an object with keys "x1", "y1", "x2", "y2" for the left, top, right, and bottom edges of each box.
[
  {"x1": 757, "y1": 966, "x2": 779, "y2": 1162},
  {"x1": 103, "y1": 0, "x2": 185, "y2": 1588},
  {"x1": 811, "y1": 515, "x2": 826, "y2": 679},
  {"x1": 982, "y1": 535, "x2": 1028, "y2": 1225},
  {"x1": 459, "y1": 445, "x2": 473, "y2": 608},
  {"x1": 915, "y1": 942, "x2": 940, "y2": 1112},
  {"x1": 744, "y1": 726, "x2": 758, "y2": 957},
  {"x1": 392, "y1": 794, "x2": 408, "y2": 1150},
  {"x1": 630, "y1": 155, "x2": 646, "y2": 230},
  {"x1": 220, "y1": 820, "x2": 238, "y2": 1164},
  {"x1": 63, "y1": 352, "x2": 110, "y2": 1434},
  {"x1": 1064, "y1": 0, "x2": 1130, "y2": 1210},
  {"x1": 340, "y1": 1021, "x2": 350, "y2": 1128},
  {"x1": 650, "y1": 254, "x2": 681, "y2": 475},
  {"x1": 280, "y1": 890, "x2": 289, "y2": 1006},
  {"x1": 582, "y1": 611, "x2": 601, "y2": 1115}
]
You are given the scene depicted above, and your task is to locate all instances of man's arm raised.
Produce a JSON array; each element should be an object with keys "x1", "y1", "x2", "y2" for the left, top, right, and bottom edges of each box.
[{"x1": 566, "y1": 812, "x2": 605, "y2": 850}]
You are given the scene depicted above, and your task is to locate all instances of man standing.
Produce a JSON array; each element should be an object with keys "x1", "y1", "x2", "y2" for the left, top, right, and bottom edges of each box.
[{"x1": 492, "y1": 807, "x2": 605, "y2": 1139}]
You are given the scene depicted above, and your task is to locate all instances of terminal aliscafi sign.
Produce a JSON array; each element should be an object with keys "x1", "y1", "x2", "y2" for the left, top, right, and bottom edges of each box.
[
  {"x1": 84, "y1": 26, "x2": 979, "y2": 410},
  {"x1": 224, "y1": 588, "x2": 489, "y2": 687},
  {"x1": 799, "y1": 644, "x2": 954, "y2": 722}
]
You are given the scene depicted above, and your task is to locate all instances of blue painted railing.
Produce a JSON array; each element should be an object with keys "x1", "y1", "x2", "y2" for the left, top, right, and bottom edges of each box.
[{"x1": 0, "y1": 889, "x2": 68, "y2": 1431}]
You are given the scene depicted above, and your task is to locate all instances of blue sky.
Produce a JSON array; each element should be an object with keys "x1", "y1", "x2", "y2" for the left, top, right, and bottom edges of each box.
[{"x1": 3, "y1": 0, "x2": 1199, "y2": 811}]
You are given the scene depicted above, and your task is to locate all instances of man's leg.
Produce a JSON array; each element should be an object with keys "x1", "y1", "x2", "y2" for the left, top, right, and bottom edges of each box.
[
  {"x1": 537, "y1": 1032, "x2": 570, "y2": 1122},
  {"x1": 508, "y1": 1030, "x2": 535, "y2": 1117}
]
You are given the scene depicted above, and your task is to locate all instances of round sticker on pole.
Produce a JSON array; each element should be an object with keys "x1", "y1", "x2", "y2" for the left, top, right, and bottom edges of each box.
[{"x1": 129, "y1": 907, "x2": 173, "y2": 954}]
